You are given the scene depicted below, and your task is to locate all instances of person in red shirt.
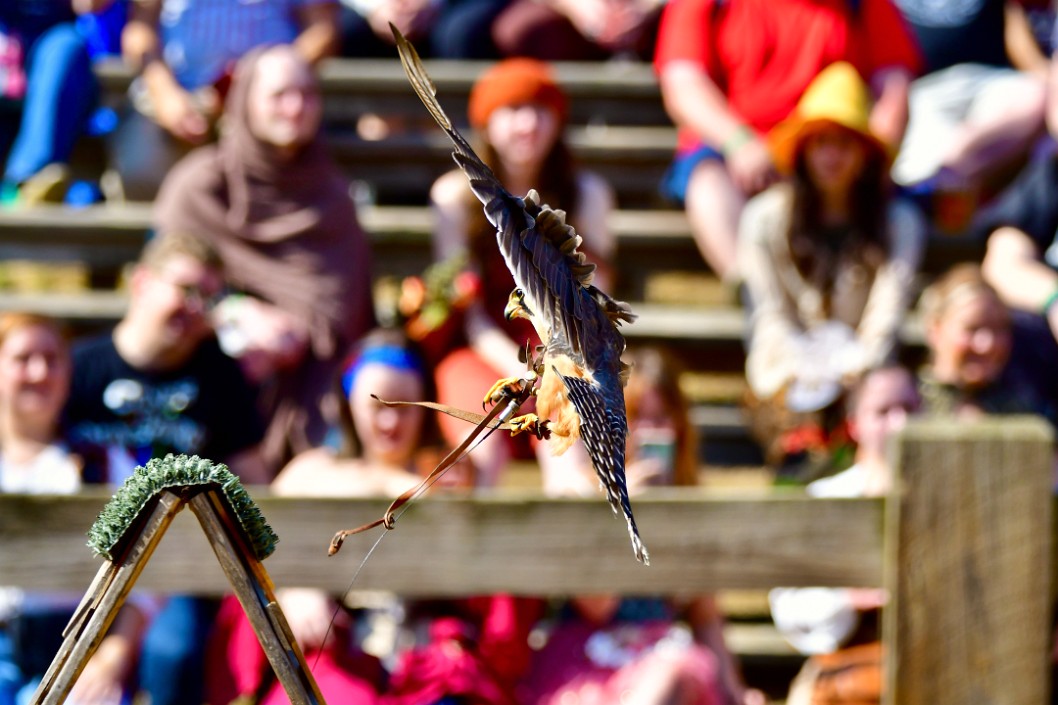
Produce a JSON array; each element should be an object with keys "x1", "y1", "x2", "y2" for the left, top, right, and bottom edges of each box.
[{"x1": 654, "y1": 0, "x2": 922, "y2": 282}]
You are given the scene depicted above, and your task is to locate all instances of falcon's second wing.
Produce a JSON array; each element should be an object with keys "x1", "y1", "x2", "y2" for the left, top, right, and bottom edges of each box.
[{"x1": 556, "y1": 368, "x2": 649, "y2": 564}]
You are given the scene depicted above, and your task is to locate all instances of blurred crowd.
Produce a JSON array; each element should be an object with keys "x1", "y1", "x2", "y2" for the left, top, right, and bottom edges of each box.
[{"x1": 2, "y1": 0, "x2": 1058, "y2": 704}]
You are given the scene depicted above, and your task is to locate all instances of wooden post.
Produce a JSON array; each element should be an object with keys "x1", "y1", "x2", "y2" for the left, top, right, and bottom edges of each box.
[
  {"x1": 884, "y1": 416, "x2": 1054, "y2": 705},
  {"x1": 31, "y1": 491, "x2": 186, "y2": 705}
]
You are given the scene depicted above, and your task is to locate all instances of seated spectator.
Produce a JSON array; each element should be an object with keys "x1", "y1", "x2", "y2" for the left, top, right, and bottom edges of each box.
[
  {"x1": 491, "y1": 0, "x2": 663, "y2": 61},
  {"x1": 654, "y1": 0, "x2": 919, "y2": 282},
  {"x1": 426, "y1": 57, "x2": 616, "y2": 486},
  {"x1": 111, "y1": 0, "x2": 339, "y2": 201},
  {"x1": 738, "y1": 62, "x2": 925, "y2": 471},
  {"x1": 339, "y1": 0, "x2": 510, "y2": 59},
  {"x1": 0, "y1": 312, "x2": 146, "y2": 705},
  {"x1": 522, "y1": 346, "x2": 764, "y2": 705},
  {"x1": 62, "y1": 231, "x2": 268, "y2": 705},
  {"x1": 770, "y1": 363, "x2": 920, "y2": 705},
  {"x1": 0, "y1": 0, "x2": 116, "y2": 206},
  {"x1": 917, "y1": 262, "x2": 1043, "y2": 418},
  {"x1": 891, "y1": 0, "x2": 1048, "y2": 226},
  {"x1": 979, "y1": 68, "x2": 1058, "y2": 419},
  {"x1": 154, "y1": 44, "x2": 375, "y2": 475},
  {"x1": 205, "y1": 329, "x2": 447, "y2": 705}
]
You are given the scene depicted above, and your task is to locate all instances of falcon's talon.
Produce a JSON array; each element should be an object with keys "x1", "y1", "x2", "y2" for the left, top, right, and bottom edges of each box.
[
  {"x1": 508, "y1": 413, "x2": 550, "y2": 440},
  {"x1": 483, "y1": 376, "x2": 526, "y2": 407},
  {"x1": 483, "y1": 370, "x2": 539, "y2": 407}
]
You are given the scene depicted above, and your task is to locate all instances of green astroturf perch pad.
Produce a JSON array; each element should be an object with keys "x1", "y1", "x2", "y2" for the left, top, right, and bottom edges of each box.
[{"x1": 86, "y1": 453, "x2": 279, "y2": 562}]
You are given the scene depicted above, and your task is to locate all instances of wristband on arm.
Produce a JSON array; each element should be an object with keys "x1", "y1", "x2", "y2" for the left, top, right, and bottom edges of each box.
[
  {"x1": 1040, "y1": 285, "x2": 1058, "y2": 317},
  {"x1": 721, "y1": 125, "x2": 755, "y2": 158}
]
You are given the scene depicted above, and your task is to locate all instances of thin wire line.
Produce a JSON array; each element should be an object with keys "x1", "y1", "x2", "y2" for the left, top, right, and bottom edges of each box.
[{"x1": 311, "y1": 407, "x2": 511, "y2": 671}]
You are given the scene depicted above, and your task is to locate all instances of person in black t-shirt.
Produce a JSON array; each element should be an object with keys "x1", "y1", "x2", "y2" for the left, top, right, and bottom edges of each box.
[{"x1": 64, "y1": 230, "x2": 268, "y2": 486}]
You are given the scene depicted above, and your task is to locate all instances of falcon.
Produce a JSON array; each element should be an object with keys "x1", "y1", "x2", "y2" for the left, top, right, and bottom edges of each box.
[{"x1": 392, "y1": 26, "x2": 648, "y2": 564}]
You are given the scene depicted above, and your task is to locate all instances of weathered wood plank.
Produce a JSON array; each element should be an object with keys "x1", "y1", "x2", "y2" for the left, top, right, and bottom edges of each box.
[
  {"x1": 884, "y1": 417, "x2": 1054, "y2": 705},
  {"x1": 0, "y1": 490, "x2": 883, "y2": 595},
  {"x1": 94, "y1": 58, "x2": 668, "y2": 126}
]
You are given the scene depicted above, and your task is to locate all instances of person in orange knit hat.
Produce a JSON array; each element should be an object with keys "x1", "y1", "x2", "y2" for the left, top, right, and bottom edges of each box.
[
  {"x1": 422, "y1": 58, "x2": 616, "y2": 487},
  {"x1": 737, "y1": 62, "x2": 926, "y2": 477}
]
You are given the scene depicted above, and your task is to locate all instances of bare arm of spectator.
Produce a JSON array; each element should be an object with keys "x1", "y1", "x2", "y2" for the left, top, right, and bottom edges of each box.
[
  {"x1": 868, "y1": 66, "x2": 912, "y2": 149},
  {"x1": 294, "y1": 1, "x2": 341, "y2": 64},
  {"x1": 122, "y1": 0, "x2": 212, "y2": 143},
  {"x1": 658, "y1": 61, "x2": 777, "y2": 195},
  {"x1": 1005, "y1": 1, "x2": 1050, "y2": 75},
  {"x1": 687, "y1": 595, "x2": 766, "y2": 705},
  {"x1": 1047, "y1": 41, "x2": 1058, "y2": 134},
  {"x1": 982, "y1": 226, "x2": 1058, "y2": 338}
]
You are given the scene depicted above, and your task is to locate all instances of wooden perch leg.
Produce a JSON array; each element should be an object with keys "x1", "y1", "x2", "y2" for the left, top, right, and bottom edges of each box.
[
  {"x1": 30, "y1": 491, "x2": 186, "y2": 705},
  {"x1": 188, "y1": 491, "x2": 325, "y2": 705}
]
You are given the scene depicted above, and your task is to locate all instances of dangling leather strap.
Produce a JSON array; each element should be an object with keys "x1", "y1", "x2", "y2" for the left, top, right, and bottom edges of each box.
[{"x1": 328, "y1": 385, "x2": 532, "y2": 556}]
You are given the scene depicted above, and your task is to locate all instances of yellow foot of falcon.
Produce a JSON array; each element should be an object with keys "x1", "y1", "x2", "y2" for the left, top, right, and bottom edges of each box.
[
  {"x1": 482, "y1": 371, "x2": 537, "y2": 408},
  {"x1": 508, "y1": 413, "x2": 551, "y2": 440}
]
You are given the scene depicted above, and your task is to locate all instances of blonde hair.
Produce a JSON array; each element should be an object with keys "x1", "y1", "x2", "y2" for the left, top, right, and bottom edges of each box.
[
  {"x1": 919, "y1": 263, "x2": 1007, "y2": 330},
  {"x1": 140, "y1": 230, "x2": 222, "y2": 271}
]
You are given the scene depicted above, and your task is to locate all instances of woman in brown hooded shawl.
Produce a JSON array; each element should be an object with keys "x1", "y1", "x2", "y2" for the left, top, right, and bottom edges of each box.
[{"x1": 153, "y1": 44, "x2": 374, "y2": 474}]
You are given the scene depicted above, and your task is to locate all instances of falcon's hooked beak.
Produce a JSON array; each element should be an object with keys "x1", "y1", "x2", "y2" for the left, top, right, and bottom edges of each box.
[{"x1": 504, "y1": 288, "x2": 533, "y2": 321}]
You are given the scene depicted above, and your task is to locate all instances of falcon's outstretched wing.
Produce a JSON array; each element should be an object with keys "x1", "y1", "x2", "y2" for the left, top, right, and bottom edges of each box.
[
  {"x1": 392, "y1": 25, "x2": 647, "y2": 563},
  {"x1": 391, "y1": 26, "x2": 614, "y2": 362},
  {"x1": 557, "y1": 368, "x2": 649, "y2": 564}
]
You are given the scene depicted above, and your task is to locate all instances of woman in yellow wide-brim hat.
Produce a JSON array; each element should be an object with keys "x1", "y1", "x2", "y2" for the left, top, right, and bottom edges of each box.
[{"x1": 737, "y1": 60, "x2": 926, "y2": 472}]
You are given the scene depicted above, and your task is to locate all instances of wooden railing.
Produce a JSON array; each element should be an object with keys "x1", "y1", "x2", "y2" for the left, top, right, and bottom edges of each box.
[{"x1": 0, "y1": 417, "x2": 1053, "y2": 703}]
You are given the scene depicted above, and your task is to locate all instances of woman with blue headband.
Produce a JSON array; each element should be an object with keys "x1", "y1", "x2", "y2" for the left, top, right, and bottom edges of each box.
[{"x1": 273, "y1": 327, "x2": 440, "y2": 494}]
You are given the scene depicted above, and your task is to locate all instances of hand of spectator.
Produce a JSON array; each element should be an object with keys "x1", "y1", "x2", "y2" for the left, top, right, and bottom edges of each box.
[
  {"x1": 739, "y1": 688, "x2": 768, "y2": 705},
  {"x1": 1046, "y1": 301, "x2": 1058, "y2": 349},
  {"x1": 148, "y1": 78, "x2": 212, "y2": 144},
  {"x1": 214, "y1": 296, "x2": 310, "y2": 382},
  {"x1": 725, "y1": 136, "x2": 778, "y2": 196},
  {"x1": 368, "y1": 0, "x2": 441, "y2": 42},
  {"x1": 67, "y1": 636, "x2": 130, "y2": 705},
  {"x1": 846, "y1": 587, "x2": 887, "y2": 610},
  {"x1": 592, "y1": 0, "x2": 658, "y2": 50},
  {"x1": 624, "y1": 457, "x2": 668, "y2": 493},
  {"x1": 554, "y1": 0, "x2": 660, "y2": 48},
  {"x1": 71, "y1": 0, "x2": 116, "y2": 13},
  {"x1": 278, "y1": 588, "x2": 343, "y2": 651}
]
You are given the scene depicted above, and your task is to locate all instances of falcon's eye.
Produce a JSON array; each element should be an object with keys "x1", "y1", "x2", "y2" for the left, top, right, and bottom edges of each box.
[{"x1": 515, "y1": 288, "x2": 525, "y2": 300}]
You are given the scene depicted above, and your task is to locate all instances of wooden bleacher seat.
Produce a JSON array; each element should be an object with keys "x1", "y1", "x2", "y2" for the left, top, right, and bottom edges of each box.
[{"x1": 93, "y1": 57, "x2": 670, "y2": 127}]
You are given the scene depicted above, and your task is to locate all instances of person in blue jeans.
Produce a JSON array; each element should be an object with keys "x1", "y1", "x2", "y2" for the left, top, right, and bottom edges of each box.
[{"x1": 0, "y1": 0, "x2": 124, "y2": 205}]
